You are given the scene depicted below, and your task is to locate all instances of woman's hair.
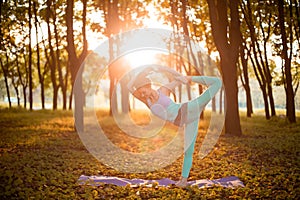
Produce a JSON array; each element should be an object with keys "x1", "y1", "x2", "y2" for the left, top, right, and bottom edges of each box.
[{"x1": 133, "y1": 77, "x2": 151, "y2": 91}]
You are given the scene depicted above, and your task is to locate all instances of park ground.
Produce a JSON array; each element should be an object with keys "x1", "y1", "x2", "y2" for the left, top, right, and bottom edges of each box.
[{"x1": 0, "y1": 108, "x2": 299, "y2": 199}]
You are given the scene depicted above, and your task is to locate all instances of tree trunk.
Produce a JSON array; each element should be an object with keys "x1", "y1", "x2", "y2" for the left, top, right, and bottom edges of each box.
[
  {"x1": 40, "y1": 20, "x2": 51, "y2": 109},
  {"x1": 68, "y1": 84, "x2": 73, "y2": 110},
  {"x1": 12, "y1": 79, "x2": 20, "y2": 106},
  {"x1": 53, "y1": 5, "x2": 67, "y2": 110},
  {"x1": 207, "y1": 55, "x2": 216, "y2": 113},
  {"x1": 108, "y1": 37, "x2": 117, "y2": 116},
  {"x1": 222, "y1": 57, "x2": 242, "y2": 135},
  {"x1": 245, "y1": 82, "x2": 253, "y2": 117},
  {"x1": 46, "y1": 0, "x2": 58, "y2": 110},
  {"x1": 207, "y1": 0, "x2": 242, "y2": 136},
  {"x1": 267, "y1": 84, "x2": 276, "y2": 116},
  {"x1": 248, "y1": 52, "x2": 271, "y2": 119},
  {"x1": 20, "y1": 55, "x2": 28, "y2": 108},
  {"x1": 109, "y1": 75, "x2": 117, "y2": 115},
  {"x1": 28, "y1": 0, "x2": 33, "y2": 110},
  {"x1": 106, "y1": 0, "x2": 120, "y2": 116},
  {"x1": 34, "y1": 2, "x2": 45, "y2": 109},
  {"x1": 242, "y1": 0, "x2": 276, "y2": 119},
  {"x1": 294, "y1": 0, "x2": 300, "y2": 46},
  {"x1": 65, "y1": 61, "x2": 70, "y2": 109},
  {"x1": 219, "y1": 86, "x2": 223, "y2": 114},
  {"x1": 278, "y1": 0, "x2": 296, "y2": 123},
  {"x1": 120, "y1": 78, "x2": 129, "y2": 114},
  {"x1": 74, "y1": 66, "x2": 84, "y2": 132},
  {"x1": 12, "y1": 59, "x2": 21, "y2": 106},
  {"x1": 0, "y1": 58, "x2": 11, "y2": 108},
  {"x1": 66, "y1": 0, "x2": 88, "y2": 131},
  {"x1": 240, "y1": 44, "x2": 253, "y2": 117},
  {"x1": 258, "y1": 8, "x2": 276, "y2": 117}
]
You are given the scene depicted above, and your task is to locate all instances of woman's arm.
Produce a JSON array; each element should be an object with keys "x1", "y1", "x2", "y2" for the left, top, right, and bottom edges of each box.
[
  {"x1": 159, "y1": 80, "x2": 180, "y2": 96},
  {"x1": 159, "y1": 74, "x2": 189, "y2": 96}
]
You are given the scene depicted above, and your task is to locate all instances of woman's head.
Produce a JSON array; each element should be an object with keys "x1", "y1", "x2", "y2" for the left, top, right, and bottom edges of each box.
[{"x1": 133, "y1": 77, "x2": 152, "y2": 98}]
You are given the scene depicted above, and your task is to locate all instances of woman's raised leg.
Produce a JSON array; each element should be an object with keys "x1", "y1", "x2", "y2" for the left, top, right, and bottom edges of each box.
[{"x1": 185, "y1": 76, "x2": 222, "y2": 124}]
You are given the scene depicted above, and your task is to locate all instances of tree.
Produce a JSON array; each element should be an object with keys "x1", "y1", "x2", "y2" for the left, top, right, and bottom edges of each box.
[
  {"x1": 45, "y1": 0, "x2": 59, "y2": 110},
  {"x1": 94, "y1": 0, "x2": 151, "y2": 115},
  {"x1": 53, "y1": 1, "x2": 68, "y2": 110},
  {"x1": 33, "y1": 1, "x2": 45, "y2": 109},
  {"x1": 207, "y1": 0, "x2": 242, "y2": 136},
  {"x1": 239, "y1": 43, "x2": 253, "y2": 117},
  {"x1": 39, "y1": 0, "x2": 70, "y2": 110},
  {"x1": 241, "y1": 0, "x2": 277, "y2": 119},
  {"x1": 66, "y1": 0, "x2": 88, "y2": 131},
  {"x1": 28, "y1": 0, "x2": 33, "y2": 110},
  {"x1": 0, "y1": 59, "x2": 11, "y2": 108},
  {"x1": 0, "y1": 0, "x2": 11, "y2": 107},
  {"x1": 1, "y1": 0, "x2": 30, "y2": 109},
  {"x1": 184, "y1": 0, "x2": 225, "y2": 114},
  {"x1": 278, "y1": 0, "x2": 296, "y2": 123}
]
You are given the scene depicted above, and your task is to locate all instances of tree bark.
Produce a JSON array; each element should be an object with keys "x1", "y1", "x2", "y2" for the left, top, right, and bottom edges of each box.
[
  {"x1": 28, "y1": 0, "x2": 33, "y2": 110},
  {"x1": 120, "y1": 78, "x2": 129, "y2": 114},
  {"x1": 66, "y1": 0, "x2": 88, "y2": 131},
  {"x1": 106, "y1": 0, "x2": 120, "y2": 116},
  {"x1": 12, "y1": 57, "x2": 21, "y2": 106},
  {"x1": 108, "y1": 37, "x2": 116, "y2": 116},
  {"x1": 33, "y1": 2, "x2": 45, "y2": 109},
  {"x1": 21, "y1": 53, "x2": 28, "y2": 108},
  {"x1": 278, "y1": 0, "x2": 296, "y2": 123},
  {"x1": 207, "y1": 0, "x2": 242, "y2": 136},
  {"x1": 46, "y1": 0, "x2": 58, "y2": 110},
  {"x1": 0, "y1": 58, "x2": 11, "y2": 108},
  {"x1": 11, "y1": 77, "x2": 20, "y2": 106},
  {"x1": 239, "y1": 44, "x2": 253, "y2": 117},
  {"x1": 53, "y1": 10, "x2": 67, "y2": 110}
]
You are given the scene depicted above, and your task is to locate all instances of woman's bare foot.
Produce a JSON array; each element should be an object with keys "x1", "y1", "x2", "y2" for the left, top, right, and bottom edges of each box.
[{"x1": 175, "y1": 177, "x2": 188, "y2": 187}]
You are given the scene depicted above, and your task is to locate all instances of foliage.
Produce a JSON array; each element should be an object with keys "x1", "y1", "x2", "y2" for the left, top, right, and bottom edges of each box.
[{"x1": 0, "y1": 108, "x2": 299, "y2": 199}]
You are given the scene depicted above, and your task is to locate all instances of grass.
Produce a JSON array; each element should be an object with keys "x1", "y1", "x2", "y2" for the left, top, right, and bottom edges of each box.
[{"x1": 0, "y1": 108, "x2": 299, "y2": 199}]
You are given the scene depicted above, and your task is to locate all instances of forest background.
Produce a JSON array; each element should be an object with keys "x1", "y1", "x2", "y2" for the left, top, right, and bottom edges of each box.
[{"x1": 1, "y1": 0, "x2": 299, "y2": 134}]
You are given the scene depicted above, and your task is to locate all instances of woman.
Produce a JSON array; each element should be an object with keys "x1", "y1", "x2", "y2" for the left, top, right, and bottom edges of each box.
[{"x1": 127, "y1": 66, "x2": 222, "y2": 187}]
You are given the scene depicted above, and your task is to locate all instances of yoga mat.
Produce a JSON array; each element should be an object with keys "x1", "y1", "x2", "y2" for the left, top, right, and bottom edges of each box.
[{"x1": 78, "y1": 175, "x2": 244, "y2": 188}]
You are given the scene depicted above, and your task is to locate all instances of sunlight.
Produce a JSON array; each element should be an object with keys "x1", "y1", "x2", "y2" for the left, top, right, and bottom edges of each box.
[
  {"x1": 142, "y1": 3, "x2": 171, "y2": 29},
  {"x1": 86, "y1": 2, "x2": 171, "y2": 50},
  {"x1": 124, "y1": 50, "x2": 160, "y2": 68}
]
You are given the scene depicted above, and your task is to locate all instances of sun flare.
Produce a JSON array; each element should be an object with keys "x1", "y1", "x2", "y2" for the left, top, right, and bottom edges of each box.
[{"x1": 124, "y1": 50, "x2": 160, "y2": 68}]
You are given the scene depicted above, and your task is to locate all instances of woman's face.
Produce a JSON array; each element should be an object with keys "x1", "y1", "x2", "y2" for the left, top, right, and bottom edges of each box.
[{"x1": 137, "y1": 84, "x2": 152, "y2": 98}]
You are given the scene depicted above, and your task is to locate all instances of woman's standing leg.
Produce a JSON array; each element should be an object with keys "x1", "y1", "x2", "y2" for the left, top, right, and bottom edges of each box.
[
  {"x1": 181, "y1": 119, "x2": 199, "y2": 178},
  {"x1": 176, "y1": 119, "x2": 199, "y2": 187}
]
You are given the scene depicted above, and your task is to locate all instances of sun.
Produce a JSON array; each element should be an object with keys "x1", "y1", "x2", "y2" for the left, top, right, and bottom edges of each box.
[{"x1": 124, "y1": 50, "x2": 160, "y2": 68}]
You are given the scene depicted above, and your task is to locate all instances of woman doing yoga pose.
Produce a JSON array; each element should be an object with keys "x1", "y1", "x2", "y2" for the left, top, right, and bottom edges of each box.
[{"x1": 127, "y1": 66, "x2": 222, "y2": 187}]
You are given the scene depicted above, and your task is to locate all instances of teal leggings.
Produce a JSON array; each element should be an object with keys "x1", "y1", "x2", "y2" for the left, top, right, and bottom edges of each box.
[{"x1": 167, "y1": 76, "x2": 222, "y2": 178}]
